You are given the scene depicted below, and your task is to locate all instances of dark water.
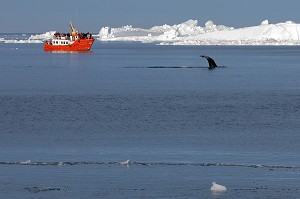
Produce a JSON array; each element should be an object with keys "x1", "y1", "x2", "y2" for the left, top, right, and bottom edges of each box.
[{"x1": 0, "y1": 41, "x2": 299, "y2": 198}]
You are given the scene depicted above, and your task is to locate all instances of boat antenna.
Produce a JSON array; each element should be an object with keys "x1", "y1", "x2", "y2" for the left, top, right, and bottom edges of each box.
[{"x1": 76, "y1": 8, "x2": 78, "y2": 24}]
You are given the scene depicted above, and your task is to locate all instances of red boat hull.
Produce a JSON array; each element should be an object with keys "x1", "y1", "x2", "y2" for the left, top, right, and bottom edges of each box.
[{"x1": 44, "y1": 38, "x2": 94, "y2": 51}]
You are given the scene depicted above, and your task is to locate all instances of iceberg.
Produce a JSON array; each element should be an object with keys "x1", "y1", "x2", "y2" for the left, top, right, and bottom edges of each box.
[
  {"x1": 0, "y1": 31, "x2": 55, "y2": 44},
  {"x1": 29, "y1": 31, "x2": 56, "y2": 40},
  {"x1": 97, "y1": 20, "x2": 300, "y2": 45}
]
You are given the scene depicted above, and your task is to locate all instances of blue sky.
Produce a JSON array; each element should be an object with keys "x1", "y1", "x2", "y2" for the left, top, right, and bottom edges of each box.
[{"x1": 1, "y1": 0, "x2": 300, "y2": 33}]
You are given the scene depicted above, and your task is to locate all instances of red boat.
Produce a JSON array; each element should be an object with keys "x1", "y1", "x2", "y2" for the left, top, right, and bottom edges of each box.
[{"x1": 44, "y1": 22, "x2": 94, "y2": 51}]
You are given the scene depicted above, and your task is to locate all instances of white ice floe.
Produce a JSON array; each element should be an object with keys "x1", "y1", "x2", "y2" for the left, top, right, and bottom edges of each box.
[
  {"x1": 98, "y1": 19, "x2": 300, "y2": 45},
  {"x1": 210, "y1": 182, "x2": 227, "y2": 192}
]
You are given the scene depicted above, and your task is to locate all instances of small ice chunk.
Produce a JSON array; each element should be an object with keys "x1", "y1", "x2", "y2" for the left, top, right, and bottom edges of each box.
[
  {"x1": 120, "y1": 160, "x2": 130, "y2": 165},
  {"x1": 20, "y1": 160, "x2": 31, "y2": 164},
  {"x1": 210, "y1": 182, "x2": 227, "y2": 192}
]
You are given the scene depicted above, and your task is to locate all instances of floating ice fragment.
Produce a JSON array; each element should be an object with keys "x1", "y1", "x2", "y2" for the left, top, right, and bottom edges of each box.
[
  {"x1": 20, "y1": 160, "x2": 31, "y2": 164},
  {"x1": 210, "y1": 182, "x2": 227, "y2": 192},
  {"x1": 120, "y1": 160, "x2": 130, "y2": 165}
]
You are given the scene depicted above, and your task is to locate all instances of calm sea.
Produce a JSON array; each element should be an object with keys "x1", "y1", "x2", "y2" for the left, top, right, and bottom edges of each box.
[{"x1": 0, "y1": 40, "x2": 299, "y2": 198}]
